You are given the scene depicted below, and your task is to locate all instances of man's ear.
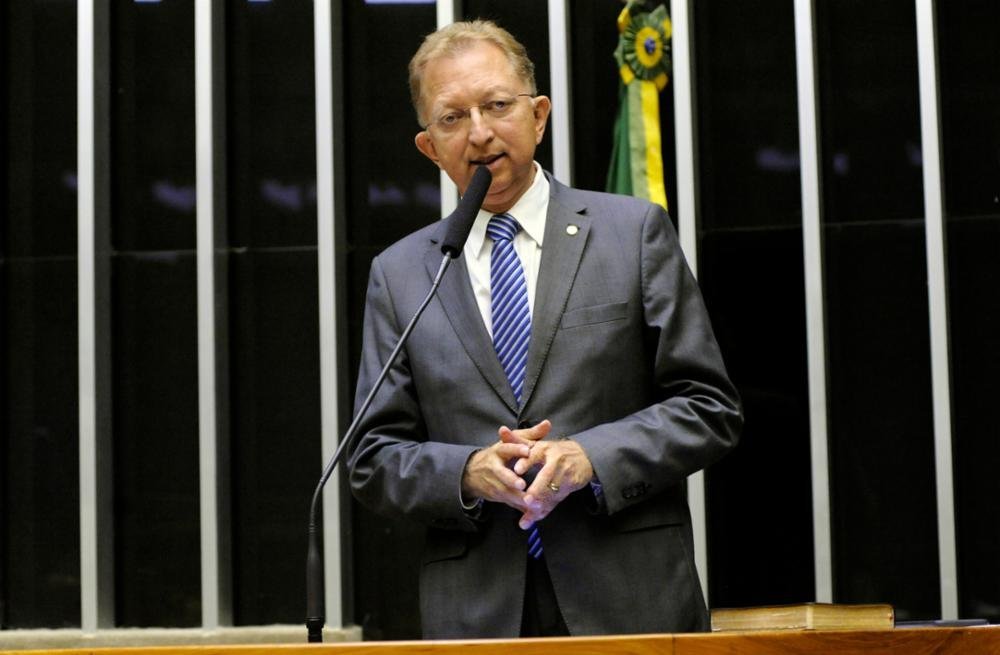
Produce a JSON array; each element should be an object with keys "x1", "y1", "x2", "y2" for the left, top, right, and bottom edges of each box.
[
  {"x1": 531, "y1": 95, "x2": 552, "y2": 145},
  {"x1": 415, "y1": 131, "x2": 441, "y2": 168}
]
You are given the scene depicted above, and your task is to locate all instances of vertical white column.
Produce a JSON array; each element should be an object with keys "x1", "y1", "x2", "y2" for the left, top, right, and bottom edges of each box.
[
  {"x1": 436, "y1": 1, "x2": 456, "y2": 38},
  {"x1": 78, "y1": 0, "x2": 114, "y2": 631},
  {"x1": 77, "y1": 0, "x2": 98, "y2": 631},
  {"x1": 437, "y1": 0, "x2": 459, "y2": 217},
  {"x1": 669, "y1": 0, "x2": 708, "y2": 600},
  {"x1": 914, "y1": 0, "x2": 958, "y2": 621},
  {"x1": 672, "y1": 0, "x2": 698, "y2": 271},
  {"x1": 547, "y1": 0, "x2": 572, "y2": 185},
  {"x1": 196, "y1": 0, "x2": 232, "y2": 628},
  {"x1": 315, "y1": 0, "x2": 344, "y2": 628},
  {"x1": 793, "y1": 0, "x2": 833, "y2": 603}
]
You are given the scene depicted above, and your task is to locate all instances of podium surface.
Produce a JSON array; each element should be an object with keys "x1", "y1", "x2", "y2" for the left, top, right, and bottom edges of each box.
[{"x1": 3, "y1": 626, "x2": 998, "y2": 655}]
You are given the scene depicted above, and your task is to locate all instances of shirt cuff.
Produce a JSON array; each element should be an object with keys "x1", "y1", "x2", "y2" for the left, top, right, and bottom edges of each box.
[
  {"x1": 589, "y1": 477, "x2": 607, "y2": 513},
  {"x1": 461, "y1": 493, "x2": 484, "y2": 518},
  {"x1": 590, "y1": 479, "x2": 604, "y2": 501}
]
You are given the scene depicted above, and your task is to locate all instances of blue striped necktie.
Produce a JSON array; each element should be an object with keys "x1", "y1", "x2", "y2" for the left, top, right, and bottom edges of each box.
[{"x1": 487, "y1": 213, "x2": 542, "y2": 559}]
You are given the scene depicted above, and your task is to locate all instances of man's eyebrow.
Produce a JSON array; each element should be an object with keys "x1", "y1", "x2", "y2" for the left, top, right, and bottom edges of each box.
[{"x1": 434, "y1": 87, "x2": 519, "y2": 109}]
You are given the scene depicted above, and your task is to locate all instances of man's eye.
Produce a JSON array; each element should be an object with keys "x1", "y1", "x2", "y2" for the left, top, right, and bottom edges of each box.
[
  {"x1": 486, "y1": 99, "x2": 510, "y2": 112},
  {"x1": 439, "y1": 113, "x2": 461, "y2": 126}
]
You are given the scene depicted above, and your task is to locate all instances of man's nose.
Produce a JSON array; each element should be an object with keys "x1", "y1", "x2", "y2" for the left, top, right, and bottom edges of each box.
[{"x1": 467, "y1": 108, "x2": 493, "y2": 144}]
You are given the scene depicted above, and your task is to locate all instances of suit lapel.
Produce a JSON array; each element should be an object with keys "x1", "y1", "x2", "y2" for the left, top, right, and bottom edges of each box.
[
  {"x1": 424, "y1": 232, "x2": 520, "y2": 413},
  {"x1": 520, "y1": 181, "x2": 590, "y2": 408}
]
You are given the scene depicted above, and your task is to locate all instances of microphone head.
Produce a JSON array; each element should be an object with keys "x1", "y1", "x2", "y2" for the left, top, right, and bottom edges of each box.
[{"x1": 440, "y1": 166, "x2": 492, "y2": 258}]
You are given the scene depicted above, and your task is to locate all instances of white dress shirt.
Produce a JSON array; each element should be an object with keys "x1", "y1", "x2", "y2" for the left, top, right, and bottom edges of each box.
[{"x1": 462, "y1": 162, "x2": 550, "y2": 337}]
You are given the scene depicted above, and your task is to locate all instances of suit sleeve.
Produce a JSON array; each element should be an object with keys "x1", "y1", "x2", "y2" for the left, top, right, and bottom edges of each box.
[
  {"x1": 346, "y1": 255, "x2": 483, "y2": 532},
  {"x1": 571, "y1": 202, "x2": 743, "y2": 516}
]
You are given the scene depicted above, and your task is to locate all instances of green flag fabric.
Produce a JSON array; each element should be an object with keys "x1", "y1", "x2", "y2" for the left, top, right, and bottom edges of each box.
[{"x1": 606, "y1": 1, "x2": 672, "y2": 211}]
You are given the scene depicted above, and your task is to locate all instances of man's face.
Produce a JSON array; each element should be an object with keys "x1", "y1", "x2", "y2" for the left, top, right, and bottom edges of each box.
[{"x1": 414, "y1": 40, "x2": 551, "y2": 214}]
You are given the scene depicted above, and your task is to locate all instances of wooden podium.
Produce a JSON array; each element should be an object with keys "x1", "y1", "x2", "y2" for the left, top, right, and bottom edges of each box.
[{"x1": 4, "y1": 626, "x2": 998, "y2": 655}]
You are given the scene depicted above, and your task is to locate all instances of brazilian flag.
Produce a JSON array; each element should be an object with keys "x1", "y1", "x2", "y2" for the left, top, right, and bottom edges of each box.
[{"x1": 606, "y1": 1, "x2": 672, "y2": 211}]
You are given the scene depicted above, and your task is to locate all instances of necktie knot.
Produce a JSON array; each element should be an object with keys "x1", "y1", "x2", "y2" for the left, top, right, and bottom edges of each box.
[{"x1": 487, "y1": 213, "x2": 520, "y2": 244}]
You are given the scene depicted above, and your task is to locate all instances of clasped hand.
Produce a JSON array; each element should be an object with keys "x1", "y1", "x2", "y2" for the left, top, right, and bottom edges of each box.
[{"x1": 461, "y1": 419, "x2": 594, "y2": 530}]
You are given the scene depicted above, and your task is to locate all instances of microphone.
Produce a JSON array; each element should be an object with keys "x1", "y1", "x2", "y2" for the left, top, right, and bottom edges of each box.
[
  {"x1": 440, "y1": 165, "x2": 492, "y2": 257},
  {"x1": 305, "y1": 166, "x2": 492, "y2": 642}
]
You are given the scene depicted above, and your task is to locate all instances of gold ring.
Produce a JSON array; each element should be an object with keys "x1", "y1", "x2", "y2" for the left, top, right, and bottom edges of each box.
[{"x1": 547, "y1": 482, "x2": 560, "y2": 493}]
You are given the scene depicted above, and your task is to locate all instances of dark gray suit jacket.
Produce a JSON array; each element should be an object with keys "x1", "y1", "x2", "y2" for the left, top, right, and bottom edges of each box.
[{"x1": 348, "y1": 175, "x2": 742, "y2": 638}]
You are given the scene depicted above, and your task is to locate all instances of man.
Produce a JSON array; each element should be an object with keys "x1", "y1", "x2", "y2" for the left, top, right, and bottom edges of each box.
[{"x1": 348, "y1": 20, "x2": 741, "y2": 639}]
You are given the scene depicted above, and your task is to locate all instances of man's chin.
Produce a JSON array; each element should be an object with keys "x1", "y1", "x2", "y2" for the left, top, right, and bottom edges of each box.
[
  {"x1": 481, "y1": 201, "x2": 514, "y2": 214},
  {"x1": 478, "y1": 182, "x2": 510, "y2": 212}
]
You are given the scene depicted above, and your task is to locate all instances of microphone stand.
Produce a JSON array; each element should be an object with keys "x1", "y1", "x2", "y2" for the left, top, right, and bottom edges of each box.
[{"x1": 305, "y1": 254, "x2": 453, "y2": 643}]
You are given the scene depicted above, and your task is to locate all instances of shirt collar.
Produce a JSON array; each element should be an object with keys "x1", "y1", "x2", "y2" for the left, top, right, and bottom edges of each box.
[{"x1": 466, "y1": 162, "x2": 549, "y2": 258}]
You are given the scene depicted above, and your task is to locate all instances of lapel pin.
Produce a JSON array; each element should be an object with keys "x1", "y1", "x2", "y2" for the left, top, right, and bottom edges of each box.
[{"x1": 566, "y1": 224, "x2": 579, "y2": 236}]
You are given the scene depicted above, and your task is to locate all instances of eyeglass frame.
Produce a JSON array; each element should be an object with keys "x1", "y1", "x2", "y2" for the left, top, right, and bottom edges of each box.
[{"x1": 421, "y1": 93, "x2": 536, "y2": 135}]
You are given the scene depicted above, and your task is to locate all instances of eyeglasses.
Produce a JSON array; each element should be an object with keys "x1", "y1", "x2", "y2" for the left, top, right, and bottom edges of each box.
[{"x1": 425, "y1": 94, "x2": 535, "y2": 135}]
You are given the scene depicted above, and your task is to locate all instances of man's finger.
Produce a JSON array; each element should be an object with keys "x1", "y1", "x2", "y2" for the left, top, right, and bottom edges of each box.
[
  {"x1": 493, "y1": 465, "x2": 527, "y2": 492},
  {"x1": 495, "y1": 441, "x2": 531, "y2": 461},
  {"x1": 475, "y1": 471, "x2": 530, "y2": 507},
  {"x1": 513, "y1": 441, "x2": 546, "y2": 475},
  {"x1": 495, "y1": 489, "x2": 530, "y2": 511},
  {"x1": 518, "y1": 494, "x2": 553, "y2": 528},
  {"x1": 498, "y1": 425, "x2": 531, "y2": 445},
  {"x1": 524, "y1": 461, "x2": 565, "y2": 500},
  {"x1": 518, "y1": 419, "x2": 551, "y2": 441},
  {"x1": 500, "y1": 419, "x2": 552, "y2": 445}
]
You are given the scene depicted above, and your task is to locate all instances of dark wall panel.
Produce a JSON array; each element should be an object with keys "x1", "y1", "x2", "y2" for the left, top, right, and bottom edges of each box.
[
  {"x1": 568, "y1": 2, "x2": 620, "y2": 195},
  {"x1": 816, "y1": 0, "x2": 939, "y2": 620},
  {"x1": 110, "y1": 0, "x2": 200, "y2": 626},
  {"x1": 1, "y1": 0, "x2": 79, "y2": 628},
  {"x1": 343, "y1": 0, "x2": 436, "y2": 639},
  {"x1": 112, "y1": 252, "x2": 200, "y2": 626},
  {"x1": 229, "y1": 249, "x2": 320, "y2": 625},
  {"x1": 226, "y1": 0, "x2": 319, "y2": 626},
  {"x1": 1, "y1": 260, "x2": 80, "y2": 628},
  {"x1": 694, "y1": 0, "x2": 814, "y2": 608},
  {"x1": 938, "y1": 0, "x2": 1000, "y2": 623}
]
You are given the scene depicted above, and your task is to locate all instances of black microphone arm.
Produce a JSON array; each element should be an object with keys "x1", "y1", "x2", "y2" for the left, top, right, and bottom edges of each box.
[
  {"x1": 305, "y1": 253, "x2": 451, "y2": 642},
  {"x1": 305, "y1": 166, "x2": 490, "y2": 642}
]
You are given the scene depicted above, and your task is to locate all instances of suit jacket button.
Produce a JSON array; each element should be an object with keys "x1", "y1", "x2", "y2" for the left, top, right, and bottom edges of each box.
[{"x1": 517, "y1": 420, "x2": 531, "y2": 430}]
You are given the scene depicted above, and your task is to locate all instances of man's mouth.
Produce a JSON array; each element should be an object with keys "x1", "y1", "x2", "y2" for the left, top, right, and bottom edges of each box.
[{"x1": 471, "y1": 153, "x2": 504, "y2": 166}]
